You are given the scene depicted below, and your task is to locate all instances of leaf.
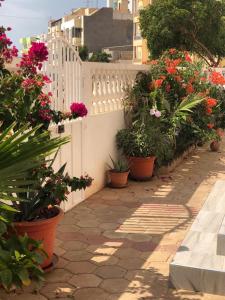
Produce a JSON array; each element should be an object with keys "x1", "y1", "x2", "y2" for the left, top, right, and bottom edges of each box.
[
  {"x1": 0, "y1": 221, "x2": 7, "y2": 236},
  {"x1": 0, "y1": 269, "x2": 12, "y2": 289},
  {"x1": 18, "y1": 269, "x2": 31, "y2": 286}
]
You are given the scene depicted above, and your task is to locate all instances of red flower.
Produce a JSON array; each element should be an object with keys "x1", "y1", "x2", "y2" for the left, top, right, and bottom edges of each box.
[
  {"x1": 207, "y1": 98, "x2": 217, "y2": 108},
  {"x1": 70, "y1": 102, "x2": 88, "y2": 118},
  {"x1": 207, "y1": 123, "x2": 214, "y2": 129}
]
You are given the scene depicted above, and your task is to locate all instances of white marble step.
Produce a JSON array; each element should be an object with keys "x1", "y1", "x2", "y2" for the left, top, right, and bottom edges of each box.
[
  {"x1": 217, "y1": 216, "x2": 225, "y2": 256},
  {"x1": 170, "y1": 180, "x2": 225, "y2": 296}
]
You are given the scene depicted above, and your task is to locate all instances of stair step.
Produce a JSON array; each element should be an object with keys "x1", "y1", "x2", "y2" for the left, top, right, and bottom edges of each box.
[{"x1": 170, "y1": 180, "x2": 225, "y2": 296}]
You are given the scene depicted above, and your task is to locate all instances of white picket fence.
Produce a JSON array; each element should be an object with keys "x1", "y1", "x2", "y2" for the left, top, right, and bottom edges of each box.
[{"x1": 43, "y1": 37, "x2": 148, "y2": 211}]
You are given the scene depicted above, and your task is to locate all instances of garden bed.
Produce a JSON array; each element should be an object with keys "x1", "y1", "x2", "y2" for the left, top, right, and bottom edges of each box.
[{"x1": 156, "y1": 145, "x2": 196, "y2": 175}]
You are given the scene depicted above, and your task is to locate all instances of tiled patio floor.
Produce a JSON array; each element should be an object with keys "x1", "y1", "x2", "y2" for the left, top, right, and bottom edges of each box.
[{"x1": 2, "y1": 143, "x2": 225, "y2": 300}]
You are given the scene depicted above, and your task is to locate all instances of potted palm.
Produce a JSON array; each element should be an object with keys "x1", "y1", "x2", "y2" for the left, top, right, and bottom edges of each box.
[
  {"x1": 107, "y1": 156, "x2": 129, "y2": 188},
  {"x1": 0, "y1": 124, "x2": 68, "y2": 290},
  {"x1": 116, "y1": 123, "x2": 158, "y2": 180}
]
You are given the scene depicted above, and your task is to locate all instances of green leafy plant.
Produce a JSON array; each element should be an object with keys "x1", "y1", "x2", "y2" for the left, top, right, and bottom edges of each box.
[
  {"x1": 89, "y1": 51, "x2": 111, "y2": 63},
  {"x1": 107, "y1": 155, "x2": 129, "y2": 173},
  {"x1": 139, "y1": 0, "x2": 225, "y2": 66},
  {"x1": 0, "y1": 232, "x2": 45, "y2": 291}
]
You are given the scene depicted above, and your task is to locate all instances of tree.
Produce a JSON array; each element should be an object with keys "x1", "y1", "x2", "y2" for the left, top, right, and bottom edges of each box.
[
  {"x1": 89, "y1": 51, "x2": 111, "y2": 63},
  {"x1": 79, "y1": 46, "x2": 89, "y2": 61},
  {"x1": 139, "y1": 0, "x2": 225, "y2": 67}
]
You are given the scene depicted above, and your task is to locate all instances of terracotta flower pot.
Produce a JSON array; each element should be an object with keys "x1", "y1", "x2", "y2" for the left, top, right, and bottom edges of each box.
[
  {"x1": 128, "y1": 156, "x2": 156, "y2": 181},
  {"x1": 14, "y1": 207, "x2": 64, "y2": 269},
  {"x1": 210, "y1": 141, "x2": 220, "y2": 152},
  {"x1": 108, "y1": 170, "x2": 129, "y2": 188}
]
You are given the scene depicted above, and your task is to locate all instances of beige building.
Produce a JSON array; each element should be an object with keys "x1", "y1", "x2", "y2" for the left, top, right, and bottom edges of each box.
[
  {"x1": 133, "y1": 0, "x2": 152, "y2": 64},
  {"x1": 48, "y1": 2, "x2": 133, "y2": 54}
]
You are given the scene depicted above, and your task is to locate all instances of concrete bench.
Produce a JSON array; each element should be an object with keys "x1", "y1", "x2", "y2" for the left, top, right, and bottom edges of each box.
[{"x1": 169, "y1": 180, "x2": 225, "y2": 296}]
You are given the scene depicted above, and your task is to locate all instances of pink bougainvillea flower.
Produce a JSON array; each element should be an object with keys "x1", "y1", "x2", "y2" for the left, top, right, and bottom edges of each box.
[
  {"x1": 28, "y1": 42, "x2": 48, "y2": 63},
  {"x1": 70, "y1": 102, "x2": 88, "y2": 117}
]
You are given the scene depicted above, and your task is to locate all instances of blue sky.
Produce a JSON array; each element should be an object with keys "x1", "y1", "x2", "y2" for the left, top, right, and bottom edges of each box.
[{"x1": 1, "y1": 0, "x2": 106, "y2": 49}]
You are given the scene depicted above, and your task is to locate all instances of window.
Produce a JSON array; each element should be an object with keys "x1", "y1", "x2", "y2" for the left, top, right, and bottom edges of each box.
[
  {"x1": 134, "y1": 22, "x2": 141, "y2": 39},
  {"x1": 134, "y1": 46, "x2": 142, "y2": 60},
  {"x1": 72, "y1": 27, "x2": 82, "y2": 38}
]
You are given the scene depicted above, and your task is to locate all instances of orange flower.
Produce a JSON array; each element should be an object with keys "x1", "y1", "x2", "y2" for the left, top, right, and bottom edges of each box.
[
  {"x1": 186, "y1": 83, "x2": 194, "y2": 94},
  {"x1": 210, "y1": 71, "x2": 225, "y2": 85},
  {"x1": 169, "y1": 48, "x2": 177, "y2": 55},
  {"x1": 185, "y1": 52, "x2": 192, "y2": 62},
  {"x1": 207, "y1": 123, "x2": 214, "y2": 129},
  {"x1": 150, "y1": 59, "x2": 158, "y2": 65},
  {"x1": 216, "y1": 128, "x2": 224, "y2": 137},
  {"x1": 173, "y1": 58, "x2": 182, "y2": 67},
  {"x1": 154, "y1": 79, "x2": 164, "y2": 88},
  {"x1": 207, "y1": 98, "x2": 217, "y2": 108},
  {"x1": 175, "y1": 75, "x2": 182, "y2": 82},
  {"x1": 206, "y1": 107, "x2": 212, "y2": 115},
  {"x1": 166, "y1": 67, "x2": 176, "y2": 74}
]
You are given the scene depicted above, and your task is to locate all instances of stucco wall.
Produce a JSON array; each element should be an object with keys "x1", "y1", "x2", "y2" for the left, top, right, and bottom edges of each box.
[{"x1": 83, "y1": 8, "x2": 133, "y2": 53}]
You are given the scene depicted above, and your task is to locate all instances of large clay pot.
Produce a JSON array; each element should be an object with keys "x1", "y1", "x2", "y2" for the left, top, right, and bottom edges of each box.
[
  {"x1": 210, "y1": 141, "x2": 220, "y2": 152},
  {"x1": 14, "y1": 207, "x2": 64, "y2": 269},
  {"x1": 108, "y1": 170, "x2": 129, "y2": 188},
  {"x1": 128, "y1": 156, "x2": 156, "y2": 180}
]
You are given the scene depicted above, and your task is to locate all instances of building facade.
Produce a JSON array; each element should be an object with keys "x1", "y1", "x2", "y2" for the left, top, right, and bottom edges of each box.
[
  {"x1": 48, "y1": 5, "x2": 133, "y2": 54},
  {"x1": 133, "y1": 0, "x2": 152, "y2": 64}
]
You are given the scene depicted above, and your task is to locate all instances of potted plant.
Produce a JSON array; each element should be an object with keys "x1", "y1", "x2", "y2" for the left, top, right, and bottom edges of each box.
[
  {"x1": 0, "y1": 124, "x2": 68, "y2": 290},
  {"x1": 210, "y1": 128, "x2": 224, "y2": 152},
  {"x1": 107, "y1": 156, "x2": 129, "y2": 188},
  {"x1": 13, "y1": 161, "x2": 92, "y2": 269},
  {"x1": 116, "y1": 123, "x2": 158, "y2": 180}
]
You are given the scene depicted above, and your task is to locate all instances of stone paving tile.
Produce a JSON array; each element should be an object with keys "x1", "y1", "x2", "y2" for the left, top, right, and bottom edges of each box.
[
  {"x1": 69, "y1": 273, "x2": 102, "y2": 288},
  {"x1": 40, "y1": 282, "x2": 76, "y2": 299},
  {"x1": 2, "y1": 143, "x2": 225, "y2": 299},
  {"x1": 95, "y1": 265, "x2": 127, "y2": 279},
  {"x1": 65, "y1": 261, "x2": 97, "y2": 274},
  {"x1": 45, "y1": 268, "x2": 73, "y2": 283}
]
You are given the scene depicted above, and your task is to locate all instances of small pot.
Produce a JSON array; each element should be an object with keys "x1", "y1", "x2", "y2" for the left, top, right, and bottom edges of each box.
[
  {"x1": 108, "y1": 170, "x2": 129, "y2": 188},
  {"x1": 210, "y1": 141, "x2": 220, "y2": 152},
  {"x1": 128, "y1": 156, "x2": 156, "y2": 181},
  {"x1": 14, "y1": 207, "x2": 64, "y2": 269}
]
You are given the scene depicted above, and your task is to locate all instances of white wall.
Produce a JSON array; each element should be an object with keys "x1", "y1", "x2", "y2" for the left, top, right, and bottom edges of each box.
[
  {"x1": 51, "y1": 109, "x2": 125, "y2": 211},
  {"x1": 84, "y1": 110, "x2": 125, "y2": 198}
]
